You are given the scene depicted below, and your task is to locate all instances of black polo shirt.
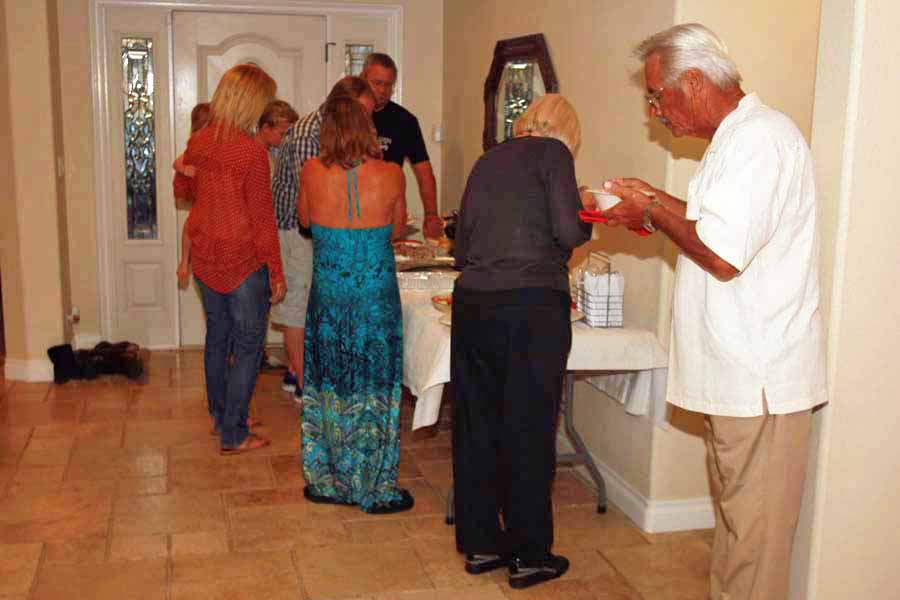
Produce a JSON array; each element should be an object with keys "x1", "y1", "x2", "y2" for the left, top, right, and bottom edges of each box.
[{"x1": 372, "y1": 101, "x2": 430, "y2": 166}]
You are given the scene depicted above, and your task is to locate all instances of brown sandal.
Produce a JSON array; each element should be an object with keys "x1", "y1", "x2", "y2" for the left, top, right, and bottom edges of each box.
[
  {"x1": 220, "y1": 433, "x2": 270, "y2": 456},
  {"x1": 210, "y1": 417, "x2": 263, "y2": 437}
]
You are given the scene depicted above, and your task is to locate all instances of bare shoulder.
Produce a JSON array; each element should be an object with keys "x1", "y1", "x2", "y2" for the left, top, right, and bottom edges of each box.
[
  {"x1": 300, "y1": 157, "x2": 324, "y2": 177},
  {"x1": 386, "y1": 161, "x2": 403, "y2": 180},
  {"x1": 304, "y1": 156, "x2": 324, "y2": 170},
  {"x1": 368, "y1": 159, "x2": 403, "y2": 184}
]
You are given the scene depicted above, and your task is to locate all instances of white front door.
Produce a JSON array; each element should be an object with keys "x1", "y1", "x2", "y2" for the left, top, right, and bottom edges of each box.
[{"x1": 173, "y1": 11, "x2": 327, "y2": 347}]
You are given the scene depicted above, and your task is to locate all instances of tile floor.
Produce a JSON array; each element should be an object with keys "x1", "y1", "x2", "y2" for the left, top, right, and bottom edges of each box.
[{"x1": 0, "y1": 350, "x2": 712, "y2": 600}]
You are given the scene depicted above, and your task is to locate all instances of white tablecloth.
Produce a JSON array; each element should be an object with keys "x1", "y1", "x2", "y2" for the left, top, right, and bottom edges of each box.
[{"x1": 401, "y1": 290, "x2": 669, "y2": 430}]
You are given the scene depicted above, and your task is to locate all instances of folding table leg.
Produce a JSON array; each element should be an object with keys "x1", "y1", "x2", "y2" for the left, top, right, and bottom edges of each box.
[{"x1": 556, "y1": 373, "x2": 608, "y2": 513}]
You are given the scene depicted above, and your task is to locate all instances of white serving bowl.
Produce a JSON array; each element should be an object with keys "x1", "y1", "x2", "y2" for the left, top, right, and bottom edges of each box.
[{"x1": 588, "y1": 190, "x2": 622, "y2": 211}]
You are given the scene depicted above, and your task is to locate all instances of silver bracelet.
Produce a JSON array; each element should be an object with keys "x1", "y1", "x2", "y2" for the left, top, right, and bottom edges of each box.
[{"x1": 642, "y1": 198, "x2": 661, "y2": 233}]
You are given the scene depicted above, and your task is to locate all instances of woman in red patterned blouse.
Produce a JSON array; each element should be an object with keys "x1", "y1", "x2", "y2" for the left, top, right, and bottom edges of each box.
[{"x1": 173, "y1": 64, "x2": 286, "y2": 455}]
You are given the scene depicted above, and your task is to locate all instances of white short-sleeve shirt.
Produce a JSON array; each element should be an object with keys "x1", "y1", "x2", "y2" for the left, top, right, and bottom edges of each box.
[{"x1": 667, "y1": 93, "x2": 828, "y2": 417}]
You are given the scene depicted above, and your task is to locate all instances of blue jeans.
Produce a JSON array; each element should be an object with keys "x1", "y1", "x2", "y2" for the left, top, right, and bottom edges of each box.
[{"x1": 196, "y1": 266, "x2": 270, "y2": 448}]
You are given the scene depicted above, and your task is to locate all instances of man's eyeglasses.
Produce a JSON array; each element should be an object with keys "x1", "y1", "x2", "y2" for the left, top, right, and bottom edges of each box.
[{"x1": 644, "y1": 88, "x2": 664, "y2": 110}]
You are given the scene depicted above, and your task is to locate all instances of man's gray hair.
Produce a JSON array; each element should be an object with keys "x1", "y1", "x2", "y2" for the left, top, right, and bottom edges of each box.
[
  {"x1": 362, "y1": 52, "x2": 397, "y2": 73},
  {"x1": 636, "y1": 23, "x2": 742, "y2": 89}
]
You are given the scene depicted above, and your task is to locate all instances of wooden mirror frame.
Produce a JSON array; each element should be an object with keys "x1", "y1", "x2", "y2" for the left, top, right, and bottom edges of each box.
[{"x1": 482, "y1": 33, "x2": 559, "y2": 151}]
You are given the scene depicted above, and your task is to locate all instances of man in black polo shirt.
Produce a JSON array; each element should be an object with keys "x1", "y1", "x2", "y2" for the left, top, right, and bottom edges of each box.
[{"x1": 362, "y1": 53, "x2": 443, "y2": 239}]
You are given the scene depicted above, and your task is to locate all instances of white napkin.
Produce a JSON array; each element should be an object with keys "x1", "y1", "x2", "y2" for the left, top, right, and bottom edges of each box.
[{"x1": 583, "y1": 271, "x2": 625, "y2": 297}]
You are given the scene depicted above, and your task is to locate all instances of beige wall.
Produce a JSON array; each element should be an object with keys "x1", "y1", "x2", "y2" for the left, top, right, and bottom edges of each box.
[
  {"x1": 57, "y1": 0, "x2": 99, "y2": 342},
  {"x1": 1, "y1": 0, "x2": 66, "y2": 370},
  {"x1": 47, "y1": 0, "x2": 73, "y2": 343},
  {"x1": 0, "y1": 0, "x2": 28, "y2": 360},
  {"x1": 49, "y1": 0, "x2": 442, "y2": 347},
  {"x1": 807, "y1": 1, "x2": 900, "y2": 597},
  {"x1": 573, "y1": 381, "x2": 655, "y2": 498}
]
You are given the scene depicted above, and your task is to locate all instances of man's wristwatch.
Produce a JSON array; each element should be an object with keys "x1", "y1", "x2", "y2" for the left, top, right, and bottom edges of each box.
[{"x1": 642, "y1": 198, "x2": 661, "y2": 233}]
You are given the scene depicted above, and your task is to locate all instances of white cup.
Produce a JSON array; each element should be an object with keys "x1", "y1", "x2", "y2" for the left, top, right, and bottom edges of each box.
[{"x1": 588, "y1": 189, "x2": 622, "y2": 211}]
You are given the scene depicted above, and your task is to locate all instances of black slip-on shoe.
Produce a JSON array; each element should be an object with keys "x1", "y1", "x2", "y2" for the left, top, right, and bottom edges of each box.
[
  {"x1": 465, "y1": 553, "x2": 509, "y2": 575},
  {"x1": 362, "y1": 489, "x2": 414, "y2": 514},
  {"x1": 303, "y1": 486, "x2": 355, "y2": 506},
  {"x1": 508, "y1": 553, "x2": 570, "y2": 589}
]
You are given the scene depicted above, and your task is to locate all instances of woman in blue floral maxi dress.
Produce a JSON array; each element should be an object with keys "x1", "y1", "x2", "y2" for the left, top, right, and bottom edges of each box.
[{"x1": 297, "y1": 94, "x2": 412, "y2": 514}]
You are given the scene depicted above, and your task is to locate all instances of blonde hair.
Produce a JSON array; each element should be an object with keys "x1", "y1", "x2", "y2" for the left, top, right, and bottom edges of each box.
[
  {"x1": 636, "y1": 23, "x2": 742, "y2": 90},
  {"x1": 319, "y1": 95, "x2": 381, "y2": 169},
  {"x1": 512, "y1": 93, "x2": 581, "y2": 157},
  {"x1": 208, "y1": 64, "x2": 276, "y2": 137},
  {"x1": 258, "y1": 99, "x2": 299, "y2": 129}
]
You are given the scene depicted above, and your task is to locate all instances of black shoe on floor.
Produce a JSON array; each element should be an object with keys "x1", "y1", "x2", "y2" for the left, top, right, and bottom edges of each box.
[
  {"x1": 508, "y1": 553, "x2": 570, "y2": 589},
  {"x1": 303, "y1": 486, "x2": 355, "y2": 506},
  {"x1": 465, "y1": 553, "x2": 509, "y2": 575},
  {"x1": 362, "y1": 488, "x2": 414, "y2": 514}
]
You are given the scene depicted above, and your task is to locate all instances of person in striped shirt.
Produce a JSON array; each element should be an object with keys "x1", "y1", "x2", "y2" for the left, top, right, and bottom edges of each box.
[{"x1": 270, "y1": 76, "x2": 376, "y2": 402}]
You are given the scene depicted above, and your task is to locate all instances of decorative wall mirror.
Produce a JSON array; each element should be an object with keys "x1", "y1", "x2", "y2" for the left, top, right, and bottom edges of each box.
[{"x1": 483, "y1": 33, "x2": 559, "y2": 151}]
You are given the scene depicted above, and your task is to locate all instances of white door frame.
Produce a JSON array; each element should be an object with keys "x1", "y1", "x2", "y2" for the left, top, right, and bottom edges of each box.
[{"x1": 88, "y1": 0, "x2": 403, "y2": 346}]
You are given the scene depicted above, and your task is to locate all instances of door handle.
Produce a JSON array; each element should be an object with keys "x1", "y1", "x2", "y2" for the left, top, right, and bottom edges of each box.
[{"x1": 325, "y1": 42, "x2": 336, "y2": 63}]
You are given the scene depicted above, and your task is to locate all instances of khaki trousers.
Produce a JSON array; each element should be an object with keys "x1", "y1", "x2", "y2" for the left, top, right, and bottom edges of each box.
[{"x1": 705, "y1": 406, "x2": 812, "y2": 600}]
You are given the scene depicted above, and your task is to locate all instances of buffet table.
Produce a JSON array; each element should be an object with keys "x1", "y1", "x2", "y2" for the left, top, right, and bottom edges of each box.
[{"x1": 400, "y1": 289, "x2": 668, "y2": 515}]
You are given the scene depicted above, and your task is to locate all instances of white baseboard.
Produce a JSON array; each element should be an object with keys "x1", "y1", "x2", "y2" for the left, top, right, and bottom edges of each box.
[
  {"x1": 560, "y1": 435, "x2": 715, "y2": 533},
  {"x1": 4, "y1": 358, "x2": 54, "y2": 382},
  {"x1": 642, "y1": 496, "x2": 716, "y2": 533},
  {"x1": 74, "y1": 332, "x2": 103, "y2": 350}
]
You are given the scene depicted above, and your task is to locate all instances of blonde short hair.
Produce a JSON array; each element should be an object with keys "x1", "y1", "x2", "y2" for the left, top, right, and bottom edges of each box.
[
  {"x1": 258, "y1": 100, "x2": 299, "y2": 129},
  {"x1": 209, "y1": 64, "x2": 276, "y2": 136},
  {"x1": 512, "y1": 93, "x2": 581, "y2": 157}
]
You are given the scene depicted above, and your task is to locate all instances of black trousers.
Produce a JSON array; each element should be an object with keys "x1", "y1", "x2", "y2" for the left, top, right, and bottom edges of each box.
[{"x1": 450, "y1": 285, "x2": 571, "y2": 561}]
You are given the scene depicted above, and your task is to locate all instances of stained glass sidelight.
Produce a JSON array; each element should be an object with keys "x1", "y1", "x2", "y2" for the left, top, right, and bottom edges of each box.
[
  {"x1": 344, "y1": 43, "x2": 374, "y2": 76},
  {"x1": 122, "y1": 37, "x2": 158, "y2": 240}
]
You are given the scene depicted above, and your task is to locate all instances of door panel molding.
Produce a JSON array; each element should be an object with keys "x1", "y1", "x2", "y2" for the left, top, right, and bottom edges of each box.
[
  {"x1": 89, "y1": 0, "x2": 403, "y2": 347},
  {"x1": 124, "y1": 262, "x2": 165, "y2": 309},
  {"x1": 197, "y1": 33, "x2": 304, "y2": 103}
]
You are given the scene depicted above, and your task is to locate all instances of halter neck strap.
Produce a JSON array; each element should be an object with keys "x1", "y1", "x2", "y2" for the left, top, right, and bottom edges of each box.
[{"x1": 346, "y1": 166, "x2": 360, "y2": 221}]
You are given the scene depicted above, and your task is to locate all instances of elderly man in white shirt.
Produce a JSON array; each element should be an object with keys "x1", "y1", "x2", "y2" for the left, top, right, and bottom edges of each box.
[{"x1": 601, "y1": 24, "x2": 827, "y2": 600}]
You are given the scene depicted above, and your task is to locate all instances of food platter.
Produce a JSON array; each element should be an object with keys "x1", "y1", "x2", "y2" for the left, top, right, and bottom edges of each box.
[
  {"x1": 393, "y1": 238, "x2": 455, "y2": 266},
  {"x1": 393, "y1": 239, "x2": 423, "y2": 248}
]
